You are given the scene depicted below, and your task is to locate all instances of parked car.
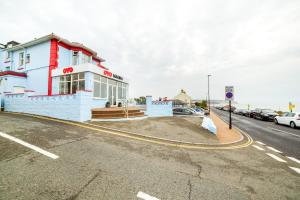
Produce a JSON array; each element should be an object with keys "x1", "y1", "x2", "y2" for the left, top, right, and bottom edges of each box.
[
  {"x1": 187, "y1": 108, "x2": 205, "y2": 116},
  {"x1": 194, "y1": 107, "x2": 209, "y2": 115},
  {"x1": 252, "y1": 109, "x2": 278, "y2": 121},
  {"x1": 234, "y1": 109, "x2": 248, "y2": 115},
  {"x1": 274, "y1": 112, "x2": 300, "y2": 128},
  {"x1": 223, "y1": 105, "x2": 236, "y2": 112},
  {"x1": 246, "y1": 110, "x2": 256, "y2": 118},
  {"x1": 173, "y1": 108, "x2": 195, "y2": 115}
]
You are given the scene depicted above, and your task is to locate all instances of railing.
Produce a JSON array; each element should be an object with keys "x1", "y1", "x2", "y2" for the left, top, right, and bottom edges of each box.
[{"x1": 122, "y1": 99, "x2": 129, "y2": 118}]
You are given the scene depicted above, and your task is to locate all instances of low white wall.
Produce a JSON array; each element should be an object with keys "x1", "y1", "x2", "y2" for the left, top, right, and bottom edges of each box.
[
  {"x1": 145, "y1": 96, "x2": 173, "y2": 117},
  {"x1": 4, "y1": 91, "x2": 93, "y2": 122}
]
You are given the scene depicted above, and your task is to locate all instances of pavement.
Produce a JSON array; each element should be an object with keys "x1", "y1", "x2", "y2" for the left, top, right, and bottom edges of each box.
[
  {"x1": 212, "y1": 108, "x2": 300, "y2": 159},
  {"x1": 210, "y1": 112, "x2": 243, "y2": 144},
  {"x1": 0, "y1": 112, "x2": 299, "y2": 200},
  {"x1": 89, "y1": 116, "x2": 218, "y2": 144}
]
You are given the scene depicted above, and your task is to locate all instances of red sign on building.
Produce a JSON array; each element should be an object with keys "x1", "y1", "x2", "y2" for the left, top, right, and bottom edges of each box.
[{"x1": 63, "y1": 67, "x2": 74, "y2": 74}]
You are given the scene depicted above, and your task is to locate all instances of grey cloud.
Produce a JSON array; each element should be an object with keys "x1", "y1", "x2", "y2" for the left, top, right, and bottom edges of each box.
[{"x1": 0, "y1": 0, "x2": 299, "y2": 110}]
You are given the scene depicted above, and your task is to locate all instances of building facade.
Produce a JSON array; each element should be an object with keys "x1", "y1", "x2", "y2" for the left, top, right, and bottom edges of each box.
[
  {"x1": 0, "y1": 34, "x2": 128, "y2": 112},
  {"x1": 174, "y1": 89, "x2": 192, "y2": 107}
]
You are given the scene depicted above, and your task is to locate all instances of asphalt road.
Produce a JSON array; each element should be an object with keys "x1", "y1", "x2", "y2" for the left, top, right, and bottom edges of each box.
[
  {"x1": 212, "y1": 108, "x2": 300, "y2": 159},
  {"x1": 0, "y1": 113, "x2": 299, "y2": 199}
]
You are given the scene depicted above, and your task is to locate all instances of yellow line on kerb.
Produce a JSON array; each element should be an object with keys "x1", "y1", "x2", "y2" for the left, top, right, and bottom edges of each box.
[{"x1": 7, "y1": 112, "x2": 253, "y2": 150}]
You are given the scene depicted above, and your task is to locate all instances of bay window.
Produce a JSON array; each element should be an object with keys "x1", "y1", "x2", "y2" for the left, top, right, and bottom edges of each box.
[
  {"x1": 93, "y1": 74, "x2": 107, "y2": 98},
  {"x1": 59, "y1": 72, "x2": 85, "y2": 94}
]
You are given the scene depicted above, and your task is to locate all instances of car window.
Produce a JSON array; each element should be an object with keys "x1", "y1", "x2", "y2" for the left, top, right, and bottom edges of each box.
[
  {"x1": 288, "y1": 113, "x2": 296, "y2": 117},
  {"x1": 283, "y1": 113, "x2": 289, "y2": 117}
]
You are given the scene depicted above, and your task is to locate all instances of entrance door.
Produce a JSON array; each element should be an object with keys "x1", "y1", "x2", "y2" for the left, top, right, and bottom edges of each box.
[{"x1": 108, "y1": 85, "x2": 117, "y2": 106}]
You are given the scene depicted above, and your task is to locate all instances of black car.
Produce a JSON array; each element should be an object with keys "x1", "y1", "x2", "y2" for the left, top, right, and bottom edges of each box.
[{"x1": 252, "y1": 109, "x2": 278, "y2": 121}]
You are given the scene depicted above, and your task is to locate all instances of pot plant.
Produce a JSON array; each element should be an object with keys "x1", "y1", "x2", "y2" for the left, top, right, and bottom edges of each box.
[{"x1": 105, "y1": 101, "x2": 111, "y2": 108}]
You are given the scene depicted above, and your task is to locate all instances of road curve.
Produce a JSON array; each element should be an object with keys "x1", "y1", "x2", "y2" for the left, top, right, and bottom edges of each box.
[{"x1": 212, "y1": 107, "x2": 300, "y2": 159}]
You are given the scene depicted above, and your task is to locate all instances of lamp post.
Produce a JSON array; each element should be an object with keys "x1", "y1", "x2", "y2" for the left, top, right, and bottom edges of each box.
[{"x1": 208, "y1": 75, "x2": 211, "y2": 115}]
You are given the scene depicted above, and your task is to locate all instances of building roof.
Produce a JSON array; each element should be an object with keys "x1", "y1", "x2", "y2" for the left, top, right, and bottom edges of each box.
[{"x1": 5, "y1": 33, "x2": 105, "y2": 62}]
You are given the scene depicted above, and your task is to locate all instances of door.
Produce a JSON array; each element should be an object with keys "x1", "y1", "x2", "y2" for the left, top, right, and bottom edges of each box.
[
  {"x1": 280, "y1": 113, "x2": 290, "y2": 125},
  {"x1": 108, "y1": 85, "x2": 117, "y2": 106}
]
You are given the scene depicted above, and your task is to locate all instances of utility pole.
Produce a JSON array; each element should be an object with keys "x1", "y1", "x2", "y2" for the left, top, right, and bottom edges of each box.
[
  {"x1": 208, "y1": 75, "x2": 211, "y2": 115},
  {"x1": 229, "y1": 100, "x2": 232, "y2": 129}
]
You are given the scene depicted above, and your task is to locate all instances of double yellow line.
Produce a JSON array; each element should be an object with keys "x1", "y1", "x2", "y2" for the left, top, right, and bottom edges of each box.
[{"x1": 6, "y1": 112, "x2": 253, "y2": 150}]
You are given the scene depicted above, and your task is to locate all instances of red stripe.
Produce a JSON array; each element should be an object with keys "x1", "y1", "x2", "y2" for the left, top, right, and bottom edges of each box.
[
  {"x1": 58, "y1": 41, "x2": 93, "y2": 56},
  {"x1": 0, "y1": 71, "x2": 27, "y2": 77},
  {"x1": 48, "y1": 39, "x2": 58, "y2": 96}
]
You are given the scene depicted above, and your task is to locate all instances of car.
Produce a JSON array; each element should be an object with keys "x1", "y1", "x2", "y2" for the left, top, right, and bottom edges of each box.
[
  {"x1": 246, "y1": 110, "x2": 256, "y2": 118},
  {"x1": 234, "y1": 109, "x2": 248, "y2": 115},
  {"x1": 173, "y1": 108, "x2": 196, "y2": 115},
  {"x1": 274, "y1": 112, "x2": 300, "y2": 128},
  {"x1": 252, "y1": 108, "x2": 278, "y2": 121},
  {"x1": 194, "y1": 107, "x2": 209, "y2": 115},
  {"x1": 187, "y1": 108, "x2": 205, "y2": 116}
]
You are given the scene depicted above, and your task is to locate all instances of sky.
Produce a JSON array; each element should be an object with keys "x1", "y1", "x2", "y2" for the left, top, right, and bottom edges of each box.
[{"x1": 0, "y1": 0, "x2": 299, "y2": 111}]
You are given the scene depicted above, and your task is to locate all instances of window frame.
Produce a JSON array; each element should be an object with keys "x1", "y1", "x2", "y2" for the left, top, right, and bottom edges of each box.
[
  {"x1": 19, "y1": 52, "x2": 24, "y2": 66},
  {"x1": 25, "y1": 53, "x2": 30, "y2": 64},
  {"x1": 72, "y1": 51, "x2": 79, "y2": 65},
  {"x1": 59, "y1": 72, "x2": 85, "y2": 95}
]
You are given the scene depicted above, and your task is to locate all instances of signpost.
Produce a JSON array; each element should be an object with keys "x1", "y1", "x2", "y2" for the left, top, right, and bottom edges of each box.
[
  {"x1": 289, "y1": 102, "x2": 295, "y2": 112},
  {"x1": 225, "y1": 86, "x2": 234, "y2": 129}
]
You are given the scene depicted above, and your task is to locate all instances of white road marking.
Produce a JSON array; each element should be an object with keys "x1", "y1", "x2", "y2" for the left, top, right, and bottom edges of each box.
[
  {"x1": 252, "y1": 145, "x2": 265, "y2": 151},
  {"x1": 287, "y1": 157, "x2": 300, "y2": 164},
  {"x1": 256, "y1": 141, "x2": 266, "y2": 145},
  {"x1": 289, "y1": 167, "x2": 300, "y2": 174},
  {"x1": 266, "y1": 153, "x2": 286, "y2": 163},
  {"x1": 267, "y1": 146, "x2": 282, "y2": 154},
  {"x1": 137, "y1": 191, "x2": 160, "y2": 200},
  {"x1": 268, "y1": 127, "x2": 300, "y2": 138},
  {"x1": 0, "y1": 132, "x2": 59, "y2": 159}
]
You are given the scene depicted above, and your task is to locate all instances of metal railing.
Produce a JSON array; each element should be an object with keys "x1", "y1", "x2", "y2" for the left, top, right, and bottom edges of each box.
[{"x1": 122, "y1": 99, "x2": 129, "y2": 118}]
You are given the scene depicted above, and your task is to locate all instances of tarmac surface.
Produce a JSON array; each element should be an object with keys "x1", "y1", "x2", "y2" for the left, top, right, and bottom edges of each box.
[
  {"x1": 0, "y1": 112, "x2": 299, "y2": 200},
  {"x1": 212, "y1": 108, "x2": 300, "y2": 159},
  {"x1": 90, "y1": 116, "x2": 218, "y2": 144}
]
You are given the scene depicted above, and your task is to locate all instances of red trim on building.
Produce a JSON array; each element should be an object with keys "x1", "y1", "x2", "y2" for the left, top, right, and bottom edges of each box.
[
  {"x1": 0, "y1": 71, "x2": 27, "y2": 78},
  {"x1": 58, "y1": 41, "x2": 93, "y2": 56},
  {"x1": 92, "y1": 57, "x2": 101, "y2": 63},
  {"x1": 48, "y1": 39, "x2": 58, "y2": 96}
]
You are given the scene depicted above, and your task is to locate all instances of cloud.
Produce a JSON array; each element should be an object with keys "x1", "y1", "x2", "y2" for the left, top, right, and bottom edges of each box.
[{"x1": 0, "y1": 0, "x2": 299, "y2": 110}]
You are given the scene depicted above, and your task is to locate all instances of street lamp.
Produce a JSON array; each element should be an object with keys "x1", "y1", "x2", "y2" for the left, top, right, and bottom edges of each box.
[{"x1": 208, "y1": 75, "x2": 212, "y2": 115}]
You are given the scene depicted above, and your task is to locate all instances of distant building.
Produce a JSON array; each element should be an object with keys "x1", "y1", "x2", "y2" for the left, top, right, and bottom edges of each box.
[{"x1": 174, "y1": 89, "x2": 192, "y2": 107}]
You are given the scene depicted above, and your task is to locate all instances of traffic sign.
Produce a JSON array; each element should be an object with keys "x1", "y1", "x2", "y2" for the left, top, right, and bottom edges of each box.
[
  {"x1": 225, "y1": 86, "x2": 234, "y2": 101},
  {"x1": 289, "y1": 102, "x2": 295, "y2": 112}
]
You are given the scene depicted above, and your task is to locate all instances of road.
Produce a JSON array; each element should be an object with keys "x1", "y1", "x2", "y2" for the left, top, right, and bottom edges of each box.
[
  {"x1": 212, "y1": 107, "x2": 300, "y2": 159},
  {"x1": 0, "y1": 112, "x2": 299, "y2": 199}
]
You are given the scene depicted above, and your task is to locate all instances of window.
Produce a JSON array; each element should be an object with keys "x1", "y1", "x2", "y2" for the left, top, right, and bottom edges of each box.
[
  {"x1": 5, "y1": 51, "x2": 10, "y2": 59},
  {"x1": 100, "y1": 77, "x2": 107, "y2": 98},
  {"x1": 122, "y1": 83, "x2": 127, "y2": 99},
  {"x1": 72, "y1": 51, "x2": 79, "y2": 65},
  {"x1": 93, "y1": 74, "x2": 108, "y2": 98},
  {"x1": 5, "y1": 66, "x2": 10, "y2": 71},
  {"x1": 81, "y1": 53, "x2": 91, "y2": 64},
  {"x1": 13, "y1": 86, "x2": 25, "y2": 93},
  {"x1": 25, "y1": 54, "x2": 30, "y2": 63},
  {"x1": 59, "y1": 72, "x2": 85, "y2": 94},
  {"x1": 19, "y1": 52, "x2": 24, "y2": 66},
  {"x1": 117, "y1": 82, "x2": 122, "y2": 99}
]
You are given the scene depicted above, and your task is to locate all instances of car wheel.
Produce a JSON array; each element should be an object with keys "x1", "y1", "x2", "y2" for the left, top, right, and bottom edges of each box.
[
  {"x1": 290, "y1": 122, "x2": 296, "y2": 129},
  {"x1": 274, "y1": 119, "x2": 278, "y2": 124}
]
